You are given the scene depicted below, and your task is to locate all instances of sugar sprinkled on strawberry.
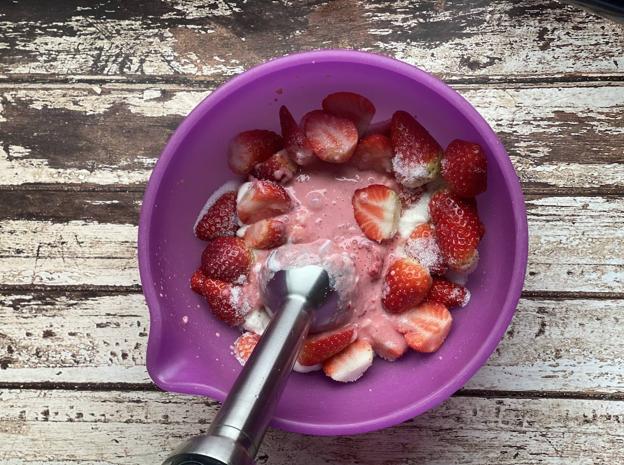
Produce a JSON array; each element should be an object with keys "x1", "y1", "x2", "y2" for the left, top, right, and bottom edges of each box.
[
  {"x1": 228, "y1": 129, "x2": 283, "y2": 175},
  {"x1": 441, "y1": 139, "x2": 487, "y2": 198},
  {"x1": 251, "y1": 149, "x2": 298, "y2": 184},
  {"x1": 237, "y1": 180, "x2": 294, "y2": 224},
  {"x1": 200, "y1": 236, "x2": 253, "y2": 283},
  {"x1": 351, "y1": 133, "x2": 393, "y2": 173},
  {"x1": 298, "y1": 325, "x2": 357, "y2": 366},
  {"x1": 404, "y1": 223, "x2": 447, "y2": 275},
  {"x1": 323, "y1": 339, "x2": 374, "y2": 382},
  {"x1": 382, "y1": 257, "x2": 432, "y2": 314},
  {"x1": 429, "y1": 189, "x2": 482, "y2": 272},
  {"x1": 302, "y1": 110, "x2": 358, "y2": 163},
  {"x1": 243, "y1": 218, "x2": 287, "y2": 250},
  {"x1": 279, "y1": 105, "x2": 315, "y2": 166},
  {"x1": 352, "y1": 184, "x2": 401, "y2": 242},
  {"x1": 390, "y1": 111, "x2": 442, "y2": 188},
  {"x1": 202, "y1": 278, "x2": 245, "y2": 326},
  {"x1": 233, "y1": 332, "x2": 261, "y2": 365},
  {"x1": 395, "y1": 301, "x2": 452, "y2": 353},
  {"x1": 427, "y1": 277, "x2": 471, "y2": 308},
  {"x1": 322, "y1": 92, "x2": 376, "y2": 136}
]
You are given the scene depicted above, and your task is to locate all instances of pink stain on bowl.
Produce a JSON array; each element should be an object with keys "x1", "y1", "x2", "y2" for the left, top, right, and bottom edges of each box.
[{"x1": 138, "y1": 50, "x2": 528, "y2": 436}]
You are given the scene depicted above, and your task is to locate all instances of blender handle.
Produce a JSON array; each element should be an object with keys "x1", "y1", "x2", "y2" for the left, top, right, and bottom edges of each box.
[{"x1": 162, "y1": 295, "x2": 312, "y2": 465}]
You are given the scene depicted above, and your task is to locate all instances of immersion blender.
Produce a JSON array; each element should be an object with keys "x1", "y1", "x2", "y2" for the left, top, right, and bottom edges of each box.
[{"x1": 162, "y1": 264, "x2": 348, "y2": 465}]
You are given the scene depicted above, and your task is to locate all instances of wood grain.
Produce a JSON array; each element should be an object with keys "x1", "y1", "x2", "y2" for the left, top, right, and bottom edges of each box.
[
  {"x1": 1, "y1": 389, "x2": 623, "y2": 464},
  {"x1": 1, "y1": 192, "x2": 622, "y2": 292},
  {"x1": 1, "y1": 83, "x2": 622, "y2": 192},
  {"x1": 1, "y1": 291, "x2": 623, "y2": 395},
  {"x1": 0, "y1": 1, "x2": 622, "y2": 82}
]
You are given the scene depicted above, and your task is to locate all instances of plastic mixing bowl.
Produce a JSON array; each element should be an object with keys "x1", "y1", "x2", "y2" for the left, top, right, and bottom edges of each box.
[{"x1": 138, "y1": 50, "x2": 529, "y2": 436}]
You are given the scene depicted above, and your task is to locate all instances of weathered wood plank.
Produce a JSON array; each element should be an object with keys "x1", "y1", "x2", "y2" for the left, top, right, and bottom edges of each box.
[
  {"x1": 0, "y1": 193, "x2": 622, "y2": 292},
  {"x1": 0, "y1": 0, "x2": 622, "y2": 82},
  {"x1": 1, "y1": 83, "x2": 622, "y2": 191},
  {"x1": 0, "y1": 390, "x2": 623, "y2": 464},
  {"x1": 1, "y1": 290, "x2": 623, "y2": 394}
]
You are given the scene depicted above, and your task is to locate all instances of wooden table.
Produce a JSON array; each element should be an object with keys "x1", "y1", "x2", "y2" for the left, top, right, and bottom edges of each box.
[{"x1": 0, "y1": 1, "x2": 622, "y2": 463}]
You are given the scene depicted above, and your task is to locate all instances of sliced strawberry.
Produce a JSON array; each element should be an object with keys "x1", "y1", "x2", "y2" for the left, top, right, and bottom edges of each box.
[
  {"x1": 364, "y1": 118, "x2": 391, "y2": 137},
  {"x1": 366, "y1": 325, "x2": 408, "y2": 361},
  {"x1": 441, "y1": 139, "x2": 487, "y2": 198},
  {"x1": 251, "y1": 149, "x2": 298, "y2": 184},
  {"x1": 190, "y1": 269, "x2": 207, "y2": 295},
  {"x1": 395, "y1": 302, "x2": 452, "y2": 353},
  {"x1": 243, "y1": 218, "x2": 287, "y2": 250},
  {"x1": 351, "y1": 133, "x2": 393, "y2": 173},
  {"x1": 302, "y1": 110, "x2": 358, "y2": 163},
  {"x1": 426, "y1": 277, "x2": 470, "y2": 308},
  {"x1": 352, "y1": 184, "x2": 401, "y2": 242},
  {"x1": 195, "y1": 191, "x2": 238, "y2": 241},
  {"x1": 201, "y1": 236, "x2": 253, "y2": 283},
  {"x1": 236, "y1": 180, "x2": 293, "y2": 224},
  {"x1": 323, "y1": 339, "x2": 374, "y2": 383},
  {"x1": 397, "y1": 185, "x2": 424, "y2": 209},
  {"x1": 404, "y1": 223, "x2": 447, "y2": 275},
  {"x1": 429, "y1": 189, "x2": 482, "y2": 272},
  {"x1": 233, "y1": 332, "x2": 261, "y2": 365},
  {"x1": 202, "y1": 278, "x2": 244, "y2": 326},
  {"x1": 382, "y1": 257, "x2": 432, "y2": 314},
  {"x1": 390, "y1": 111, "x2": 442, "y2": 188},
  {"x1": 279, "y1": 105, "x2": 315, "y2": 166},
  {"x1": 228, "y1": 129, "x2": 283, "y2": 175},
  {"x1": 322, "y1": 92, "x2": 376, "y2": 136},
  {"x1": 298, "y1": 325, "x2": 357, "y2": 366}
]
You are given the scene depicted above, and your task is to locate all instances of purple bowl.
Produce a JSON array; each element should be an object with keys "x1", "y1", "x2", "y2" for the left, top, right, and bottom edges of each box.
[{"x1": 138, "y1": 50, "x2": 528, "y2": 436}]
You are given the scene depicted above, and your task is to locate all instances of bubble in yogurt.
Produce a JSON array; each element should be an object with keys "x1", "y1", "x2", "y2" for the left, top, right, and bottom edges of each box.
[{"x1": 305, "y1": 190, "x2": 327, "y2": 210}]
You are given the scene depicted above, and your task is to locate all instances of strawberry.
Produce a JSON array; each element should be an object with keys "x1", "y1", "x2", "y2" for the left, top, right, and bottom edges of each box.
[
  {"x1": 429, "y1": 189, "x2": 482, "y2": 272},
  {"x1": 404, "y1": 223, "x2": 447, "y2": 275},
  {"x1": 190, "y1": 269, "x2": 207, "y2": 295},
  {"x1": 201, "y1": 236, "x2": 253, "y2": 283},
  {"x1": 395, "y1": 301, "x2": 452, "y2": 353},
  {"x1": 302, "y1": 110, "x2": 358, "y2": 163},
  {"x1": 390, "y1": 111, "x2": 442, "y2": 188},
  {"x1": 233, "y1": 332, "x2": 261, "y2": 365},
  {"x1": 323, "y1": 339, "x2": 374, "y2": 382},
  {"x1": 279, "y1": 105, "x2": 315, "y2": 166},
  {"x1": 351, "y1": 133, "x2": 393, "y2": 173},
  {"x1": 366, "y1": 324, "x2": 408, "y2": 361},
  {"x1": 202, "y1": 277, "x2": 244, "y2": 326},
  {"x1": 251, "y1": 149, "x2": 298, "y2": 184},
  {"x1": 397, "y1": 185, "x2": 424, "y2": 209},
  {"x1": 298, "y1": 325, "x2": 357, "y2": 366},
  {"x1": 426, "y1": 277, "x2": 470, "y2": 308},
  {"x1": 194, "y1": 191, "x2": 238, "y2": 241},
  {"x1": 382, "y1": 257, "x2": 432, "y2": 314},
  {"x1": 236, "y1": 180, "x2": 293, "y2": 224},
  {"x1": 228, "y1": 130, "x2": 283, "y2": 175},
  {"x1": 243, "y1": 218, "x2": 287, "y2": 250},
  {"x1": 352, "y1": 184, "x2": 401, "y2": 242},
  {"x1": 364, "y1": 118, "x2": 391, "y2": 137},
  {"x1": 322, "y1": 92, "x2": 376, "y2": 136},
  {"x1": 441, "y1": 139, "x2": 487, "y2": 197}
]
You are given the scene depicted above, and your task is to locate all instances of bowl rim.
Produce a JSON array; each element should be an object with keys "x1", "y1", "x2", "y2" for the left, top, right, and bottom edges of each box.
[{"x1": 138, "y1": 49, "x2": 529, "y2": 436}]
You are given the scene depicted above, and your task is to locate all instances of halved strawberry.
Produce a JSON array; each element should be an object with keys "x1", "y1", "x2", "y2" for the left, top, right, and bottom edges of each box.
[
  {"x1": 352, "y1": 184, "x2": 401, "y2": 242},
  {"x1": 233, "y1": 332, "x2": 261, "y2": 365},
  {"x1": 228, "y1": 129, "x2": 283, "y2": 175},
  {"x1": 322, "y1": 92, "x2": 376, "y2": 136},
  {"x1": 190, "y1": 269, "x2": 207, "y2": 295},
  {"x1": 243, "y1": 218, "x2": 287, "y2": 250},
  {"x1": 302, "y1": 110, "x2": 358, "y2": 163},
  {"x1": 195, "y1": 191, "x2": 238, "y2": 241},
  {"x1": 279, "y1": 105, "x2": 315, "y2": 166},
  {"x1": 202, "y1": 277, "x2": 245, "y2": 326},
  {"x1": 201, "y1": 236, "x2": 253, "y2": 283},
  {"x1": 404, "y1": 223, "x2": 447, "y2": 275},
  {"x1": 429, "y1": 189, "x2": 482, "y2": 272},
  {"x1": 298, "y1": 325, "x2": 357, "y2": 366},
  {"x1": 366, "y1": 325, "x2": 408, "y2": 361},
  {"x1": 237, "y1": 180, "x2": 293, "y2": 224},
  {"x1": 395, "y1": 301, "x2": 452, "y2": 353},
  {"x1": 323, "y1": 339, "x2": 374, "y2": 383},
  {"x1": 382, "y1": 257, "x2": 432, "y2": 314},
  {"x1": 251, "y1": 149, "x2": 298, "y2": 184},
  {"x1": 426, "y1": 277, "x2": 470, "y2": 308},
  {"x1": 390, "y1": 111, "x2": 442, "y2": 188},
  {"x1": 351, "y1": 133, "x2": 393, "y2": 173},
  {"x1": 441, "y1": 139, "x2": 487, "y2": 198}
]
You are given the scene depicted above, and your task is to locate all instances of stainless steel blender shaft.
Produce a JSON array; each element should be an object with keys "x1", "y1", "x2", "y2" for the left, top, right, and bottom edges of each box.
[{"x1": 162, "y1": 265, "x2": 340, "y2": 465}]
